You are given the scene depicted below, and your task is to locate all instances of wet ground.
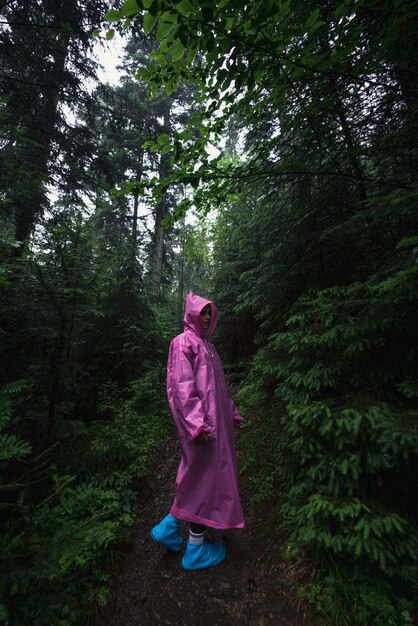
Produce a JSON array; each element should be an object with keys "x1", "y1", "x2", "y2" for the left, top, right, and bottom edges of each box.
[{"x1": 98, "y1": 430, "x2": 316, "y2": 626}]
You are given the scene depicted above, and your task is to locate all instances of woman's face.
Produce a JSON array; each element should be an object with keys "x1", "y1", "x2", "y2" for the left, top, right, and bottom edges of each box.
[{"x1": 200, "y1": 304, "x2": 212, "y2": 331}]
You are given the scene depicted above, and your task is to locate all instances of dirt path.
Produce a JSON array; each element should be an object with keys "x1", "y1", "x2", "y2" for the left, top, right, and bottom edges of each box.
[{"x1": 99, "y1": 430, "x2": 312, "y2": 626}]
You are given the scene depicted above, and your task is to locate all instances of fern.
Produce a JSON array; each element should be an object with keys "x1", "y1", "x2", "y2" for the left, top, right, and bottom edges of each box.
[
  {"x1": 0, "y1": 432, "x2": 32, "y2": 460},
  {"x1": 0, "y1": 382, "x2": 32, "y2": 461},
  {"x1": 0, "y1": 367, "x2": 169, "y2": 626}
]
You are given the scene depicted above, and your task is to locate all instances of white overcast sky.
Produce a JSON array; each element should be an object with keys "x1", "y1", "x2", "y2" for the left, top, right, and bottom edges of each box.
[
  {"x1": 95, "y1": 33, "x2": 125, "y2": 86},
  {"x1": 91, "y1": 32, "x2": 220, "y2": 229}
]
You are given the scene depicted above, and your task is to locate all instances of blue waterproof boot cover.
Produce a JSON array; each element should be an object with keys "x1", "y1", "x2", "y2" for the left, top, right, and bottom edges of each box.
[
  {"x1": 150, "y1": 514, "x2": 183, "y2": 552},
  {"x1": 182, "y1": 541, "x2": 226, "y2": 571}
]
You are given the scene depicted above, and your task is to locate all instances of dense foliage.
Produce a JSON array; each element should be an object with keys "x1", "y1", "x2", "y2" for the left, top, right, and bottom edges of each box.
[
  {"x1": 237, "y1": 238, "x2": 418, "y2": 624},
  {"x1": 0, "y1": 371, "x2": 170, "y2": 625},
  {"x1": 0, "y1": 4, "x2": 185, "y2": 624},
  {"x1": 1, "y1": 0, "x2": 417, "y2": 623},
  {"x1": 103, "y1": 0, "x2": 418, "y2": 623}
]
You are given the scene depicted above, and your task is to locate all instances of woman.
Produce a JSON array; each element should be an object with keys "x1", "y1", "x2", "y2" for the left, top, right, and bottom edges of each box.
[{"x1": 151, "y1": 291, "x2": 244, "y2": 571}]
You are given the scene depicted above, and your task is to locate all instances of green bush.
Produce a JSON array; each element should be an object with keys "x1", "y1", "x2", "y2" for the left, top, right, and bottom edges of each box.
[
  {"x1": 0, "y1": 367, "x2": 170, "y2": 626},
  {"x1": 237, "y1": 237, "x2": 418, "y2": 624}
]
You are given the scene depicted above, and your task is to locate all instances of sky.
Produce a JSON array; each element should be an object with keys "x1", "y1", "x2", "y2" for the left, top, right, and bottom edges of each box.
[
  {"x1": 91, "y1": 31, "x2": 218, "y2": 230},
  {"x1": 95, "y1": 33, "x2": 125, "y2": 86}
]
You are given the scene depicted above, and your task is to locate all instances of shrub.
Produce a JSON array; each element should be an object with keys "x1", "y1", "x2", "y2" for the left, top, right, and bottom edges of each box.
[{"x1": 237, "y1": 237, "x2": 418, "y2": 623}]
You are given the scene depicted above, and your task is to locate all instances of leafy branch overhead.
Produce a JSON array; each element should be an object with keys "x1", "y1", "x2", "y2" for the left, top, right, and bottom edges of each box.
[{"x1": 100, "y1": 0, "x2": 417, "y2": 218}]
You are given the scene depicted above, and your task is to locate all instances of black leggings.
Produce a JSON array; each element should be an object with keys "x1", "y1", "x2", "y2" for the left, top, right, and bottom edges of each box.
[{"x1": 190, "y1": 522, "x2": 206, "y2": 534}]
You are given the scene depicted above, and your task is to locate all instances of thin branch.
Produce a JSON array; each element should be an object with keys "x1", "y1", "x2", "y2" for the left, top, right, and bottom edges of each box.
[
  {"x1": 0, "y1": 0, "x2": 17, "y2": 10},
  {"x1": 36, "y1": 264, "x2": 66, "y2": 322},
  {"x1": 0, "y1": 19, "x2": 62, "y2": 28},
  {"x1": 0, "y1": 511, "x2": 113, "y2": 560},
  {"x1": 276, "y1": 57, "x2": 344, "y2": 175},
  {"x1": 189, "y1": 14, "x2": 403, "y2": 93},
  {"x1": 177, "y1": 167, "x2": 413, "y2": 190},
  {"x1": 0, "y1": 72, "x2": 58, "y2": 90}
]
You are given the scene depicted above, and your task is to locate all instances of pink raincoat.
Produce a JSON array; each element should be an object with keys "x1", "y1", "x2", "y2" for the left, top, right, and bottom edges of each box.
[{"x1": 168, "y1": 292, "x2": 245, "y2": 529}]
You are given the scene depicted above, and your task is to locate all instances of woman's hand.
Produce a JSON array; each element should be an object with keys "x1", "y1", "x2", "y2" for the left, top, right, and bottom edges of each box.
[{"x1": 196, "y1": 431, "x2": 210, "y2": 442}]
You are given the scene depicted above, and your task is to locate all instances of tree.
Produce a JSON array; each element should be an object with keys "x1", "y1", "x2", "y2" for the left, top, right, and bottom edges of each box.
[
  {"x1": 107, "y1": 1, "x2": 418, "y2": 621},
  {"x1": 0, "y1": 0, "x2": 106, "y2": 255}
]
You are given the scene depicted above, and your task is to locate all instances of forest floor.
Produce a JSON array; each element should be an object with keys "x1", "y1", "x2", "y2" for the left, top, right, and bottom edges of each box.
[{"x1": 99, "y1": 429, "x2": 319, "y2": 626}]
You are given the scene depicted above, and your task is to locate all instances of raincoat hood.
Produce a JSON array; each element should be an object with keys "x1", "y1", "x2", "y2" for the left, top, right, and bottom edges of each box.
[{"x1": 183, "y1": 292, "x2": 219, "y2": 340}]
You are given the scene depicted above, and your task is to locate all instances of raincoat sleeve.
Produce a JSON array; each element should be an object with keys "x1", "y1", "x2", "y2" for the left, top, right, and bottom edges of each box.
[
  {"x1": 170, "y1": 338, "x2": 211, "y2": 440},
  {"x1": 229, "y1": 396, "x2": 244, "y2": 424}
]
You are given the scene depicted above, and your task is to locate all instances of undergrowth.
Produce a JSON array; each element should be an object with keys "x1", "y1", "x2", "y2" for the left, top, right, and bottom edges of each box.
[
  {"x1": 236, "y1": 237, "x2": 418, "y2": 625},
  {"x1": 0, "y1": 366, "x2": 170, "y2": 626}
]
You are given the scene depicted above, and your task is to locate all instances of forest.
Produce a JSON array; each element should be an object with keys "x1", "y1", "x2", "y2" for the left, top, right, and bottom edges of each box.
[{"x1": 0, "y1": 0, "x2": 417, "y2": 624}]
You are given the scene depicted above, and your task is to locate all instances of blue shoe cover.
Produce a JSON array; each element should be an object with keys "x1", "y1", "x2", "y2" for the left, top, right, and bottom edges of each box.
[
  {"x1": 150, "y1": 514, "x2": 183, "y2": 553},
  {"x1": 182, "y1": 541, "x2": 226, "y2": 571}
]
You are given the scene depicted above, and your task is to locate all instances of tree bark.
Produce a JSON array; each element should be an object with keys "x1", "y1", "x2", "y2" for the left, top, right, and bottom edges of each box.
[
  {"x1": 151, "y1": 104, "x2": 171, "y2": 301},
  {"x1": 132, "y1": 152, "x2": 144, "y2": 255},
  {"x1": 5, "y1": 1, "x2": 78, "y2": 257},
  {"x1": 177, "y1": 218, "x2": 186, "y2": 331}
]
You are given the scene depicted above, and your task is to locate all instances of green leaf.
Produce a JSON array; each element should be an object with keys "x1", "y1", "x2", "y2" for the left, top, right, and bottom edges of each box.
[
  {"x1": 121, "y1": 0, "x2": 139, "y2": 17},
  {"x1": 187, "y1": 41, "x2": 198, "y2": 62},
  {"x1": 218, "y1": 35, "x2": 232, "y2": 53},
  {"x1": 91, "y1": 29, "x2": 100, "y2": 37},
  {"x1": 154, "y1": 53, "x2": 167, "y2": 64},
  {"x1": 178, "y1": 24, "x2": 188, "y2": 45},
  {"x1": 171, "y1": 42, "x2": 185, "y2": 61},
  {"x1": 176, "y1": 0, "x2": 194, "y2": 17},
  {"x1": 123, "y1": 18, "x2": 132, "y2": 29},
  {"x1": 305, "y1": 8, "x2": 320, "y2": 30},
  {"x1": 143, "y1": 12, "x2": 157, "y2": 34},
  {"x1": 335, "y1": 3, "x2": 351, "y2": 18},
  {"x1": 106, "y1": 9, "x2": 122, "y2": 22},
  {"x1": 161, "y1": 40, "x2": 172, "y2": 53},
  {"x1": 159, "y1": 11, "x2": 178, "y2": 23},
  {"x1": 161, "y1": 144, "x2": 171, "y2": 154},
  {"x1": 178, "y1": 129, "x2": 193, "y2": 140},
  {"x1": 106, "y1": 29, "x2": 115, "y2": 40},
  {"x1": 162, "y1": 213, "x2": 173, "y2": 228},
  {"x1": 156, "y1": 19, "x2": 174, "y2": 39},
  {"x1": 157, "y1": 133, "x2": 170, "y2": 144}
]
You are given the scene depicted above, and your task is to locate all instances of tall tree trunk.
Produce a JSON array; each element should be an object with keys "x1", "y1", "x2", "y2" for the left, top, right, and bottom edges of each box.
[
  {"x1": 177, "y1": 218, "x2": 186, "y2": 330},
  {"x1": 47, "y1": 317, "x2": 66, "y2": 446},
  {"x1": 318, "y1": 20, "x2": 368, "y2": 206},
  {"x1": 331, "y1": 77, "x2": 368, "y2": 206},
  {"x1": 151, "y1": 104, "x2": 171, "y2": 301},
  {"x1": 6, "y1": 1, "x2": 75, "y2": 257},
  {"x1": 132, "y1": 152, "x2": 144, "y2": 254}
]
